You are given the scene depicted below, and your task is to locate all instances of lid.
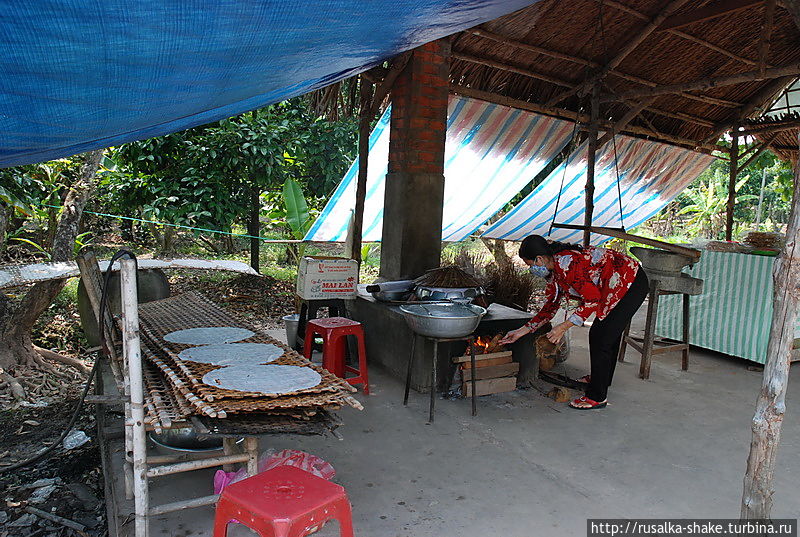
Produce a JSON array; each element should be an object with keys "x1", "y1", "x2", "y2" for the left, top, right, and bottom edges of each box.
[{"x1": 400, "y1": 303, "x2": 485, "y2": 319}]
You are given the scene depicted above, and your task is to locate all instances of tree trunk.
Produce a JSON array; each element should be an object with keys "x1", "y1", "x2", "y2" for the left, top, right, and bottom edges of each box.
[
  {"x1": 0, "y1": 202, "x2": 8, "y2": 254},
  {"x1": 0, "y1": 149, "x2": 104, "y2": 371},
  {"x1": 741, "y1": 143, "x2": 800, "y2": 518},
  {"x1": 481, "y1": 237, "x2": 512, "y2": 269},
  {"x1": 248, "y1": 186, "x2": 260, "y2": 272}
]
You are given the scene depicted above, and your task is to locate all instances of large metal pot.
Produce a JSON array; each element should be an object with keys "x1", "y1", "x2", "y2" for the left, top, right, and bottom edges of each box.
[
  {"x1": 630, "y1": 246, "x2": 693, "y2": 274},
  {"x1": 148, "y1": 427, "x2": 222, "y2": 452},
  {"x1": 399, "y1": 302, "x2": 486, "y2": 338},
  {"x1": 415, "y1": 285, "x2": 484, "y2": 302}
]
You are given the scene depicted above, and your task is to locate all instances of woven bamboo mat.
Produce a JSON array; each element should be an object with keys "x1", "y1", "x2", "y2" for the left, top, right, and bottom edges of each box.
[
  {"x1": 198, "y1": 411, "x2": 340, "y2": 436},
  {"x1": 138, "y1": 292, "x2": 362, "y2": 413}
]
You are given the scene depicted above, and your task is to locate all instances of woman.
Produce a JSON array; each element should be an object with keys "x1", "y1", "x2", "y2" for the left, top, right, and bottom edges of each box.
[{"x1": 499, "y1": 235, "x2": 648, "y2": 409}]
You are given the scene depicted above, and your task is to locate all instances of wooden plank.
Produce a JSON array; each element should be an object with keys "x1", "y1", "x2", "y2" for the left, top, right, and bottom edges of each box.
[
  {"x1": 452, "y1": 350, "x2": 512, "y2": 364},
  {"x1": 462, "y1": 377, "x2": 517, "y2": 397},
  {"x1": 460, "y1": 356, "x2": 514, "y2": 369},
  {"x1": 460, "y1": 362, "x2": 519, "y2": 381},
  {"x1": 552, "y1": 223, "x2": 702, "y2": 261}
]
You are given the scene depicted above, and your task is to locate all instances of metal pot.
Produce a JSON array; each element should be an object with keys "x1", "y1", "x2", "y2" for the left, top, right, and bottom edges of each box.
[
  {"x1": 148, "y1": 427, "x2": 222, "y2": 452},
  {"x1": 630, "y1": 246, "x2": 693, "y2": 274},
  {"x1": 371, "y1": 289, "x2": 411, "y2": 302},
  {"x1": 399, "y1": 302, "x2": 486, "y2": 338},
  {"x1": 415, "y1": 285, "x2": 484, "y2": 301}
]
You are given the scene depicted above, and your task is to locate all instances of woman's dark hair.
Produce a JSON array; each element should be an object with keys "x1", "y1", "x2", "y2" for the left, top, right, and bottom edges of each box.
[{"x1": 518, "y1": 235, "x2": 582, "y2": 261}]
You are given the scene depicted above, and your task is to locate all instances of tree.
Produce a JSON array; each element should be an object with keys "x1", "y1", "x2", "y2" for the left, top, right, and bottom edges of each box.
[
  {"x1": 103, "y1": 98, "x2": 357, "y2": 265},
  {"x1": 0, "y1": 150, "x2": 104, "y2": 394}
]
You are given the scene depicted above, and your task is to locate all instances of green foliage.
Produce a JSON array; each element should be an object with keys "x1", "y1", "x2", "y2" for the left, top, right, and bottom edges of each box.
[
  {"x1": 649, "y1": 144, "x2": 794, "y2": 240},
  {"x1": 101, "y1": 98, "x2": 357, "y2": 245},
  {"x1": 282, "y1": 178, "x2": 311, "y2": 238},
  {"x1": 676, "y1": 170, "x2": 756, "y2": 238}
]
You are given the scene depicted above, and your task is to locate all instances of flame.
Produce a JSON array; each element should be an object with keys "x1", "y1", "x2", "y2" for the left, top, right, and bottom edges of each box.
[
  {"x1": 475, "y1": 336, "x2": 492, "y2": 353},
  {"x1": 472, "y1": 335, "x2": 506, "y2": 355}
]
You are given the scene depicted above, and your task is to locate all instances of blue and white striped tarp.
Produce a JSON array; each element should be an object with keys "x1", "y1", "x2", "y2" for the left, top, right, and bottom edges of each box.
[
  {"x1": 482, "y1": 135, "x2": 715, "y2": 244},
  {"x1": 304, "y1": 95, "x2": 575, "y2": 242}
]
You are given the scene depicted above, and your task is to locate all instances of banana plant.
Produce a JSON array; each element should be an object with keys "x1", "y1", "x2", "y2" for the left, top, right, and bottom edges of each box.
[{"x1": 282, "y1": 177, "x2": 313, "y2": 263}]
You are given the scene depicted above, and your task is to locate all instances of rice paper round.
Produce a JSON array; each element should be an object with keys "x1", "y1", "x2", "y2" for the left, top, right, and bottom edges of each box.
[
  {"x1": 163, "y1": 327, "x2": 254, "y2": 345},
  {"x1": 201, "y1": 365, "x2": 322, "y2": 394},
  {"x1": 178, "y1": 343, "x2": 284, "y2": 366}
]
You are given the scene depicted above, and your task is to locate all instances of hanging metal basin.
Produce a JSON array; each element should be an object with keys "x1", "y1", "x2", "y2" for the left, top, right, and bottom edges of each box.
[
  {"x1": 630, "y1": 246, "x2": 693, "y2": 274},
  {"x1": 399, "y1": 302, "x2": 486, "y2": 338}
]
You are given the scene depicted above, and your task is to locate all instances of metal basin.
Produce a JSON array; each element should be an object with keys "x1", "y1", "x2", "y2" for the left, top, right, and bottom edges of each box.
[
  {"x1": 371, "y1": 289, "x2": 410, "y2": 301},
  {"x1": 399, "y1": 302, "x2": 486, "y2": 338},
  {"x1": 148, "y1": 427, "x2": 222, "y2": 452},
  {"x1": 630, "y1": 246, "x2": 693, "y2": 274},
  {"x1": 415, "y1": 286, "x2": 484, "y2": 301}
]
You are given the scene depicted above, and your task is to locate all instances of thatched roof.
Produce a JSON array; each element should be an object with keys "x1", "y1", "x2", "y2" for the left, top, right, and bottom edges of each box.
[{"x1": 446, "y1": 0, "x2": 800, "y2": 159}]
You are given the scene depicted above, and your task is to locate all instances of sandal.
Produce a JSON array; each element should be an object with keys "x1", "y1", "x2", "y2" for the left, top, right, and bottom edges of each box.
[
  {"x1": 569, "y1": 395, "x2": 607, "y2": 410},
  {"x1": 577, "y1": 375, "x2": 591, "y2": 385}
]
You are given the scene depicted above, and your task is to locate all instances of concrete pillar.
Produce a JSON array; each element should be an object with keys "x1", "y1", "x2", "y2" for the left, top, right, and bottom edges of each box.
[{"x1": 379, "y1": 39, "x2": 451, "y2": 280}]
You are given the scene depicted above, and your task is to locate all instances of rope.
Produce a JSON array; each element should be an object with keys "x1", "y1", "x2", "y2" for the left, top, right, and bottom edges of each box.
[
  {"x1": 549, "y1": 116, "x2": 583, "y2": 237},
  {"x1": 37, "y1": 203, "x2": 302, "y2": 243}
]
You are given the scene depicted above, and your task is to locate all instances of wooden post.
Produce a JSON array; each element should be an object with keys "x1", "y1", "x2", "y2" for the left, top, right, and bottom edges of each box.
[
  {"x1": 120, "y1": 259, "x2": 149, "y2": 537},
  {"x1": 348, "y1": 76, "x2": 373, "y2": 262},
  {"x1": 741, "y1": 137, "x2": 800, "y2": 518},
  {"x1": 248, "y1": 186, "x2": 260, "y2": 272},
  {"x1": 583, "y1": 85, "x2": 600, "y2": 247},
  {"x1": 726, "y1": 130, "x2": 739, "y2": 241}
]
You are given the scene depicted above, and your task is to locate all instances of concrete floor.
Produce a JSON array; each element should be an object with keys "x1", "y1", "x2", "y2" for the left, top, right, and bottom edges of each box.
[{"x1": 119, "y1": 308, "x2": 800, "y2": 537}]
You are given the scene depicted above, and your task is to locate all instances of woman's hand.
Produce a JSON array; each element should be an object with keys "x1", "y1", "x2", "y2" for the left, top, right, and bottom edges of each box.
[
  {"x1": 546, "y1": 321, "x2": 572, "y2": 344},
  {"x1": 499, "y1": 326, "x2": 530, "y2": 345}
]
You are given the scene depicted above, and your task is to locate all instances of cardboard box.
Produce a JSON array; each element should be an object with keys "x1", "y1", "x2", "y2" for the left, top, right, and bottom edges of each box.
[{"x1": 296, "y1": 256, "x2": 359, "y2": 300}]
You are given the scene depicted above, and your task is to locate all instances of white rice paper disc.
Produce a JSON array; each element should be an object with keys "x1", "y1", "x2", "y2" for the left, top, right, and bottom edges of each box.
[
  {"x1": 201, "y1": 365, "x2": 322, "y2": 395},
  {"x1": 178, "y1": 343, "x2": 284, "y2": 366},
  {"x1": 163, "y1": 327, "x2": 254, "y2": 345}
]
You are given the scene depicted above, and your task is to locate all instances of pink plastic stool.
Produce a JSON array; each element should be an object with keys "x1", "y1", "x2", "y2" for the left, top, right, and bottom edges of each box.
[
  {"x1": 303, "y1": 317, "x2": 369, "y2": 394},
  {"x1": 213, "y1": 465, "x2": 355, "y2": 537}
]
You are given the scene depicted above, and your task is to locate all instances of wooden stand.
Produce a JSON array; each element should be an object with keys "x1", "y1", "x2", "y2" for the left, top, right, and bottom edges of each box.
[
  {"x1": 617, "y1": 279, "x2": 691, "y2": 380},
  {"x1": 79, "y1": 252, "x2": 263, "y2": 537}
]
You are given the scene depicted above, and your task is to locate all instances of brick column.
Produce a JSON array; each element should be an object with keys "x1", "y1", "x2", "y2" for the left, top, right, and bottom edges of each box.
[{"x1": 379, "y1": 38, "x2": 451, "y2": 280}]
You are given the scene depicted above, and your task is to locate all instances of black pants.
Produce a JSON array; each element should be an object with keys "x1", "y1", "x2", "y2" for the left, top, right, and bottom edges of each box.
[{"x1": 586, "y1": 269, "x2": 649, "y2": 402}]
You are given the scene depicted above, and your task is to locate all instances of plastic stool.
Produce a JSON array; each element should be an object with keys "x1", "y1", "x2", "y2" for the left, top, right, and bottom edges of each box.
[
  {"x1": 213, "y1": 465, "x2": 355, "y2": 537},
  {"x1": 303, "y1": 317, "x2": 369, "y2": 394},
  {"x1": 294, "y1": 299, "x2": 347, "y2": 351}
]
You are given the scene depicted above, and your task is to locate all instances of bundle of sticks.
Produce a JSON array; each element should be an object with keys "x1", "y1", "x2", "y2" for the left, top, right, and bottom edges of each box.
[{"x1": 414, "y1": 266, "x2": 482, "y2": 288}]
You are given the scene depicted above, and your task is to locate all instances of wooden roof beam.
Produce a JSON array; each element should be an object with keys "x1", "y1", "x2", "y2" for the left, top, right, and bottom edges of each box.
[
  {"x1": 599, "y1": 0, "x2": 763, "y2": 67},
  {"x1": 451, "y1": 51, "x2": 572, "y2": 88},
  {"x1": 758, "y1": 0, "x2": 777, "y2": 77},
  {"x1": 453, "y1": 52, "x2": 717, "y2": 128},
  {"x1": 547, "y1": 0, "x2": 693, "y2": 107},
  {"x1": 740, "y1": 117, "x2": 800, "y2": 135},
  {"x1": 701, "y1": 75, "x2": 796, "y2": 144},
  {"x1": 658, "y1": 0, "x2": 764, "y2": 31},
  {"x1": 467, "y1": 28, "x2": 742, "y2": 108},
  {"x1": 600, "y1": 62, "x2": 800, "y2": 102}
]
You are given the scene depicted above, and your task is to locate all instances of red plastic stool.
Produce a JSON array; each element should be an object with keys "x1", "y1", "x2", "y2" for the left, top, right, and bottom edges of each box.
[
  {"x1": 213, "y1": 465, "x2": 355, "y2": 537},
  {"x1": 303, "y1": 317, "x2": 369, "y2": 394}
]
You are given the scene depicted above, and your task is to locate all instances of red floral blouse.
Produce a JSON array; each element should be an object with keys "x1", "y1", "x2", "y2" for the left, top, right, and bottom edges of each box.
[{"x1": 526, "y1": 246, "x2": 641, "y2": 330}]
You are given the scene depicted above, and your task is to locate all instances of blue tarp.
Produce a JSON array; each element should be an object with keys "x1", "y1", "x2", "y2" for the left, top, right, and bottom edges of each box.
[{"x1": 0, "y1": 0, "x2": 536, "y2": 168}]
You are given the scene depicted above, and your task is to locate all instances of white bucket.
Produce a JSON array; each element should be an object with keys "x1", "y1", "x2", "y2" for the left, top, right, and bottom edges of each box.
[{"x1": 282, "y1": 314, "x2": 300, "y2": 346}]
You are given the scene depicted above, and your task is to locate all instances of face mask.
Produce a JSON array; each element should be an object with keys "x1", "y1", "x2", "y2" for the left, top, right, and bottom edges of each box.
[{"x1": 529, "y1": 264, "x2": 550, "y2": 278}]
